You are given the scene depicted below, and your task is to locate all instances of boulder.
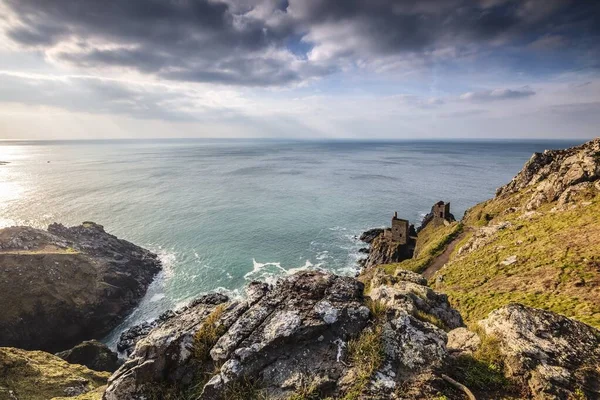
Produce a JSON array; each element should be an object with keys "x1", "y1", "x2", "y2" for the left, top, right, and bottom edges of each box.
[
  {"x1": 56, "y1": 340, "x2": 119, "y2": 373},
  {"x1": 446, "y1": 327, "x2": 481, "y2": 356},
  {"x1": 479, "y1": 303, "x2": 600, "y2": 399},
  {"x1": 0, "y1": 222, "x2": 161, "y2": 352},
  {"x1": 370, "y1": 270, "x2": 464, "y2": 330},
  {"x1": 105, "y1": 269, "x2": 464, "y2": 399}
]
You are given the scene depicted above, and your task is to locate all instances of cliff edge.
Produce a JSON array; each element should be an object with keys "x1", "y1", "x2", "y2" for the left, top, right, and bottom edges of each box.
[{"x1": 0, "y1": 222, "x2": 161, "y2": 352}]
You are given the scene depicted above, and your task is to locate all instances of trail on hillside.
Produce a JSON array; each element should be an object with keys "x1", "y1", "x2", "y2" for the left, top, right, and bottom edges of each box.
[{"x1": 422, "y1": 230, "x2": 468, "y2": 279}]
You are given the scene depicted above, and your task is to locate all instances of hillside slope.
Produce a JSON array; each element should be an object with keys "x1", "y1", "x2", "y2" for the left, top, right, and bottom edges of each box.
[{"x1": 432, "y1": 138, "x2": 600, "y2": 328}]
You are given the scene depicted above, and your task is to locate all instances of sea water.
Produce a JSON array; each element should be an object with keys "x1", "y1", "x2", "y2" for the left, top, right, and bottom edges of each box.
[{"x1": 0, "y1": 138, "x2": 580, "y2": 345}]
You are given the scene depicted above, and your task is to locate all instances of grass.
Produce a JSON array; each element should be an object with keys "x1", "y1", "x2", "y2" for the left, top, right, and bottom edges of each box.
[
  {"x1": 0, "y1": 246, "x2": 80, "y2": 255},
  {"x1": 377, "y1": 222, "x2": 463, "y2": 275},
  {"x1": 285, "y1": 377, "x2": 320, "y2": 400},
  {"x1": 437, "y1": 192, "x2": 600, "y2": 329},
  {"x1": 222, "y1": 378, "x2": 267, "y2": 400},
  {"x1": 0, "y1": 347, "x2": 109, "y2": 400},
  {"x1": 193, "y1": 305, "x2": 226, "y2": 362},
  {"x1": 342, "y1": 324, "x2": 385, "y2": 400},
  {"x1": 341, "y1": 300, "x2": 387, "y2": 400},
  {"x1": 447, "y1": 328, "x2": 512, "y2": 395},
  {"x1": 412, "y1": 309, "x2": 448, "y2": 331}
]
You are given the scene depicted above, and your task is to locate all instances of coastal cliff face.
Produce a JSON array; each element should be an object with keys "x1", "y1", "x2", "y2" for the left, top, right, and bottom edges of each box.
[{"x1": 0, "y1": 222, "x2": 161, "y2": 352}]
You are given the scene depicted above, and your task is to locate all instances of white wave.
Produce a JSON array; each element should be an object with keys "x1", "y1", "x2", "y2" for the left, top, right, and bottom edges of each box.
[
  {"x1": 0, "y1": 218, "x2": 16, "y2": 229},
  {"x1": 244, "y1": 258, "x2": 287, "y2": 280},
  {"x1": 154, "y1": 247, "x2": 177, "y2": 279},
  {"x1": 244, "y1": 258, "x2": 326, "y2": 285},
  {"x1": 149, "y1": 293, "x2": 165, "y2": 302}
]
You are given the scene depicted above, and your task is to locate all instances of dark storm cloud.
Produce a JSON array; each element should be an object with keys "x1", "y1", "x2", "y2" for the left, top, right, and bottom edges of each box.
[{"x1": 3, "y1": 0, "x2": 599, "y2": 86}]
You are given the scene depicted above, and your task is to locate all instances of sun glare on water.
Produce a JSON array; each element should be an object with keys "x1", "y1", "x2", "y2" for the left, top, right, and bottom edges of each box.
[{"x1": 0, "y1": 144, "x2": 26, "y2": 227}]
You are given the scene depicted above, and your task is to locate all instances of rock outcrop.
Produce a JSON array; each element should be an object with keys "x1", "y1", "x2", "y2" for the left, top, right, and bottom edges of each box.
[
  {"x1": 104, "y1": 270, "x2": 461, "y2": 399},
  {"x1": 479, "y1": 303, "x2": 600, "y2": 399},
  {"x1": 496, "y1": 137, "x2": 600, "y2": 210},
  {"x1": 0, "y1": 347, "x2": 109, "y2": 400},
  {"x1": 56, "y1": 340, "x2": 120, "y2": 373},
  {"x1": 0, "y1": 222, "x2": 161, "y2": 352},
  {"x1": 359, "y1": 228, "x2": 384, "y2": 244},
  {"x1": 361, "y1": 230, "x2": 415, "y2": 269}
]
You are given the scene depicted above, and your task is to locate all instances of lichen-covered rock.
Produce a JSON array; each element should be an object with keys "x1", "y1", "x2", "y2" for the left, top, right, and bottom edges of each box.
[
  {"x1": 104, "y1": 270, "x2": 470, "y2": 399},
  {"x1": 104, "y1": 293, "x2": 229, "y2": 400},
  {"x1": 0, "y1": 347, "x2": 109, "y2": 400},
  {"x1": 0, "y1": 222, "x2": 161, "y2": 352},
  {"x1": 56, "y1": 340, "x2": 119, "y2": 373},
  {"x1": 370, "y1": 270, "x2": 463, "y2": 330},
  {"x1": 446, "y1": 327, "x2": 481, "y2": 356},
  {"x1": 457, "y1": 221, "x2": 511, "y2": 256},
  {"x1": 116, "y1": 308, "x2": 178, "y2": 356},
  {"x1": 201, "y1": 272, "x2": 370, "y2": 400},
  {"x1": 496, "y1": 137, "x2": 600, "y2": 210},
  {"x1": 479, "y1": 303, "x2": 600, "y2": 399},
  {"x1": 104, "y1": 272, "x2": 372, "y2": 399}
]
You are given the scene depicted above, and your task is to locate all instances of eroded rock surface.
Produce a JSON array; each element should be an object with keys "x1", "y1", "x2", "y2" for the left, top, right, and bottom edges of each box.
[
  {"x1": 0, "y1": 222, "x2": 161, "y2": 352},
  {"x1": 496, "y1": 137, "x2": 600, "y2": 210},
  {"x1": 362, "y1": 231, "x2": 415, "y2": 269},
  {"x1": 370, "y1": 269, "x2": 464, "y2": 331},
  {"x1": 479, "y1": 303, "x2": 600, "y2": 399},
  {"x1": 105, "y1": 270, "x2": 468, "y2": 399}
]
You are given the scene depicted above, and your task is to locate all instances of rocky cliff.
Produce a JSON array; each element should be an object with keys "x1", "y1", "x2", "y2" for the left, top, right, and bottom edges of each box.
[
  {"x1": 428, "y1": 137, "x2": 600, "y2": 330},
  {"x1": 0, "y1": 222, "x2": 161, "y2": 352}
]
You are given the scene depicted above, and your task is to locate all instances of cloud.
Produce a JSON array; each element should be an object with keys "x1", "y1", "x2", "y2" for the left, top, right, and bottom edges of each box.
[
  {"x1": 0, "y1": 71, "x2": 223, "y2": 121},
  {"x1": 1, "y1": 0, "x2": 598, "y2": 86},
  {"x1": 460, "y1": 87, "x2": 536, "y2": 102}
]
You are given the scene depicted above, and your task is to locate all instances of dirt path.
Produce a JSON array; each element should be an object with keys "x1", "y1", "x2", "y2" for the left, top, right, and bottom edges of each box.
[{"x1": 422, "y1": 231, "x2": 468, "y2": 279}]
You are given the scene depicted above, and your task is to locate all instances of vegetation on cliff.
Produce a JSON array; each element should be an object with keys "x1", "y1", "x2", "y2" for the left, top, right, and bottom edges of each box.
[
  {"x1": 431, "y1": 138, "x2": 600, "y2": 329},
  {"x1": 0, "y1": 347, "x2": 109, "y2": 400}
]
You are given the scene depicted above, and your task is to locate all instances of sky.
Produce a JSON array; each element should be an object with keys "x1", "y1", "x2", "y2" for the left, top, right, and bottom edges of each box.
[{"x1": 0, "y1": 0, "x2": 599, "y2": 140}]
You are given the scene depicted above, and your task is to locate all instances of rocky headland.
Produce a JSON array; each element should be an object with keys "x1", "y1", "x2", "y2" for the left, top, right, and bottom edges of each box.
[
  {"x1": 1, "y1": 138, "x2": 600, "y2": 400},
  {"x1": 0, "y1": 222, "x2": 161, "y2": 352}
]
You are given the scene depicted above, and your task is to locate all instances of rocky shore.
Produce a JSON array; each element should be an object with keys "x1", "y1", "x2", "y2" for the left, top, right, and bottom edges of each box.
[
  {"x1": 0, "y1": 222, "x2": 161, "y2": 352},
  {"x1": 1, "y1": 138, "x2": 600, "y2": 400}
]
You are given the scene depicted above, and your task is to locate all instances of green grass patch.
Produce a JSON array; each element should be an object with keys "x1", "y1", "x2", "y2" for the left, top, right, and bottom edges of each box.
[
  {"x1": 448, "y1": 329, "x2": 512, "y2": 394},
  {"x1": 412, "y1": 309, "x2": 448, "y2": 331},
  {"x1": 223, "y1": 378, "x2": 267, "y2": 400},
  {"x1": 342, "y1": 324, "x2": 385, "y2": 400},
  {"x1": 438, "y1": 193, "x2": 600, "y2": 329},
  {"x1": 341, "y1": 300, "x2": 388, "y2": 400}
]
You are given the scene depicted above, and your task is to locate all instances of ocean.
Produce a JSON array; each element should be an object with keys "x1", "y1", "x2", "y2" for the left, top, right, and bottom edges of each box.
[{"x1": 0, "y1": 138, "x2": 580, "y2": 346}]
